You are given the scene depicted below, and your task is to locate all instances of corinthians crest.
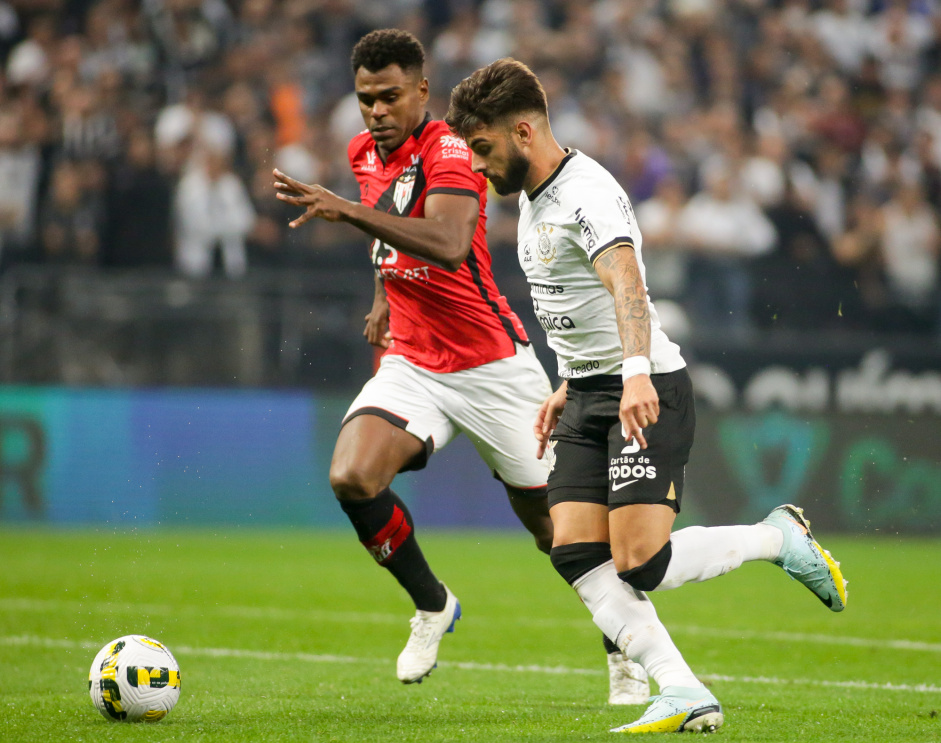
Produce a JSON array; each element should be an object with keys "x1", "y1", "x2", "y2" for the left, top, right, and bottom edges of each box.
[
  {"x1": 393, "y1": 170, "x2": 417, "y2": 214},
  {"x1": 536, "y1": 222, "x2": 557, "y2": 264}
]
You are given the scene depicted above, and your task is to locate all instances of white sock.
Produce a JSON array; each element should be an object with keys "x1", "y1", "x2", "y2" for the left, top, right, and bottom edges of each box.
[
  {"x1": 655, "y1": 524, "x2": 783, "y2": 591},
  {"x1": 573, "y1": 560, "x2": 701, "y2": 690}
]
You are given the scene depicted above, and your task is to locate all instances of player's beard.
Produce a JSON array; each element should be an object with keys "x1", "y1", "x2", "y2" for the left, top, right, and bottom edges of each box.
[{"x1": 489, "y1": 141, "x2": 530, "y2": 196}]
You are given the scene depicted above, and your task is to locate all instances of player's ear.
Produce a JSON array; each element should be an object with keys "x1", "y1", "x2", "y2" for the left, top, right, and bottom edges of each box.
[
  {"x1": 418, "y1": 77, "x2": 430, "y2": 103},
  {"x1": 515, "y1": 119, "x2": 535, "y2": 147}
]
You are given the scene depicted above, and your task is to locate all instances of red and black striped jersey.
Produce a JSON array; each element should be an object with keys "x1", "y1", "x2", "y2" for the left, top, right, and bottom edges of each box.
[{"x1": 348, "y1": 114, "x2": 528, "y2": 373}]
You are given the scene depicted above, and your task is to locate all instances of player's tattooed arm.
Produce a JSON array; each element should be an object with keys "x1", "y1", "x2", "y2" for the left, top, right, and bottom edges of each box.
[
  {"x1": 593, "y1": 245, "x2": 651, "y2": 361},
  {"x1": 594, "y1": 244, "x2": 659, "y2": 449}
]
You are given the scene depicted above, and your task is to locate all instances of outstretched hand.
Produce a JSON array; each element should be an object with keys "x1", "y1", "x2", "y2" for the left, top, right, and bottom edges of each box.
[{"x1": 273, "y1": 168, "x2": 350, "y2": 227}]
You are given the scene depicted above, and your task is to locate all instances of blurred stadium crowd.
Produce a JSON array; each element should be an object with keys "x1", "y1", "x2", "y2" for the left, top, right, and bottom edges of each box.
[{"x1": 0, "y1": 0, "x2": 940, "y2": 338}]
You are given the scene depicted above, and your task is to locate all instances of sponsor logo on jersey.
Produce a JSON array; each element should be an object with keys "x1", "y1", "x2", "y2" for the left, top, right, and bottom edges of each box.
[
  {"x1": 609, "y1": 449, "x2": 657, "y2": 488},
  {"x1": 371, "y1": 238, "x2": 431, "y2": 283},
  {"x1": 378, "y1": 266, "x2": 432, "y2": 283},
  {"x1": 574, "y1": 208, "x2": 597, "y2": 251},
  {"x1": 537, "y1": 313, "x2": 576, "y2": 332},
  {"x1": 530, "y1": 282, "x2": 565, "y2": 295},
  {"x1": 522, "y1": 243, "x2": 533, "y2": 263},
  {"x1": 543, "y1": 185, "x2": 561, "y2": 207},
  {"x1": 536, "y1": 222, "x2": 557, "y2": 264},
  {"x1": 393, "y1": 170, "x2": 417, "y2": 214},
  {"x1": 561, "y1": 360, "x2": 600, "y2": 377},
  {"x1": 532, "y1": 296, "x2": 575, "y2": 332},
  {"x1": 616, "y1": 195, "x2": 636, "y2": 225},
  {"x1": 361, "y1": 149, "x2": 378, "y2": 172},
  {"x1": 439, "y1": 134, "x2": 469, "y2": 160}
]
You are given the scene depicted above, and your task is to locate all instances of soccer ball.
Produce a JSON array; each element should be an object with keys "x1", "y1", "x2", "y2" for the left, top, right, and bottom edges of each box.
[{"x1": 88, "y1": 635, "x2": 181, "y2": 722}]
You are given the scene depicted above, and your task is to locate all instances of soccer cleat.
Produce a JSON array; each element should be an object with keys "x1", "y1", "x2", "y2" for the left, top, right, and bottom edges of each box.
[
  {"x1": 610, "y1": 685, "x2": 723, "y2": 734},
  {"x1": 607, "y1": 651, "x2": 650, "y2": 705},
  {"x1": 763, "y1": 504, "x2": 848, "y2": 612},
  {"x1": 396, "y1": 584, "x2": 461, "y2": 684}
]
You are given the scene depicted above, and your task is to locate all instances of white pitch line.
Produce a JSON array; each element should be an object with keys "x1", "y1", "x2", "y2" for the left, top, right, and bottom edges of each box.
[
  {"x1": 3, "y1": 597, "x2": 940, "y2": 655},
  {"x1": 670, "y1": 624, "x2": 941, "y2": 654},
  {"x1": 2, "y1": 635, "x2": 939, "y2": 694}
]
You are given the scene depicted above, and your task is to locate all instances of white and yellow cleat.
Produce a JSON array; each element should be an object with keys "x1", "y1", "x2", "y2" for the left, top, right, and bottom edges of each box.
[
  {"x1": 396, "y1": 584, "x2": 461, "y2": 684},
  {"x1": 607, "y1": 651, "x2": 650, "y2": 705},
  {"x1": 610, "y1": 685, "x2": 723, "y2": 734},
  {"x1": 763, "y1": 504, "x2": 848, "y2": 612}
]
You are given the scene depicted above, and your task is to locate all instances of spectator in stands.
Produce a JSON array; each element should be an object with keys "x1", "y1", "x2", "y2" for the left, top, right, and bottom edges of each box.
[
  {"x1": 103, "y1": 126, "x2": 173, "y2": 267},
  {"x1": 805, "y1": 143, "x2": 849, "y2": 241},
  {"x1": 0, "y1": 106, "x2": 41, "y2": 268},
  {"x1": 5, "y1": 12, "x2": 56, "y2": 90},
  {"x1": 677, "y1": 159, "x2": 777, "y2": 334},
  {"x1": 635, "y1": 174, "x2": 689, "y2": 304},
  {"x1": 868, "y1": 1, "x2": 935, "y2": 93},
  {"x1": 40, "y1": 159, "x2": 103, "y2": 266},
  {"x1": 1, "y1": 0, "x2": 939, "y2": 338},
  {"x1": 876, "y1": 181, "x2": 940, "y2": 332},
  {"x1": 173, "y1": 124, "x2": 255, "y2": 278},
  {"x1": 619, "y1": 130, "x2": 673, "y2": 204},
  {"x1": 754, "y1": 180, "x2": 847, "y2": 330},
  {"x1": 79, "y1": 0, "x2": 157, "y2": 88},
  {"x1": 912, "y1": 129, "x2": 941, "y2": 217},
  {"x1": 833, "y1": 193, "x2": 889, "y2": 329},
  {"x1": 810, "y1": 0, "x2": 870, "y2": 75}
]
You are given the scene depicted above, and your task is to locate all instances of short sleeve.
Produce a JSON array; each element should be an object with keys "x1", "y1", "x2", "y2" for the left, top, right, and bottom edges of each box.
[
  {"x1": 423, "y1": 132, "x2": 483, "y2": 201},
  {"x1": 574, "y1": 187, "x2": 638, "y2": 265}
]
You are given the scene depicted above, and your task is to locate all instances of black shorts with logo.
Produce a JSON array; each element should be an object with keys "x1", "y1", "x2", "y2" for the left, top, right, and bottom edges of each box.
[{"x1": 546, "y1": 368, "x2": 695, "y2": 512}]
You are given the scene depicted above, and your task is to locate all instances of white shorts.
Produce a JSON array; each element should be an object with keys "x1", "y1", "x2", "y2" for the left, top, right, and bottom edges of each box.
[{"x1": 343, "y1": 343, "x2": 553, "y2": 489}]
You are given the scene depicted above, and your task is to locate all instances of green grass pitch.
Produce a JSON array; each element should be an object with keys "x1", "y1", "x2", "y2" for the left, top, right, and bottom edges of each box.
[{"x1": 1, "y1": 526, "x2": 939, "y2": 742}]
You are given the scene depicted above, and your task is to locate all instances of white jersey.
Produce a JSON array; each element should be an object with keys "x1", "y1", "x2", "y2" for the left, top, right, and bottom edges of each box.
[{"x1": 517, "y1": 150, "x2": 685, "y2": 379}]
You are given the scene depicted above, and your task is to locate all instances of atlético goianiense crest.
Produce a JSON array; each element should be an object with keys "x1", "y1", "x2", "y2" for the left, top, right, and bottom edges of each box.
[{"x1": 393, "y1": 171, "x2": 417, "y2": 214}]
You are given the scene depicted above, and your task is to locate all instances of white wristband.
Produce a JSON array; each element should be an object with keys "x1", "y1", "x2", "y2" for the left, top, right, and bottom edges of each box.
[{"x1": 621, "y1": 356, "x2": 651, "y2": 382}]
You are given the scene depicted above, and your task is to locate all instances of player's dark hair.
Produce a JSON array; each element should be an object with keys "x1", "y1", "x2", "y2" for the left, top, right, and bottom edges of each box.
[
  {"x1": 351, "y1": 29, "x2": 425, "y2": 76},
  {"x1": 446, "y1": 58, "x2": 548, "y2": 138}
]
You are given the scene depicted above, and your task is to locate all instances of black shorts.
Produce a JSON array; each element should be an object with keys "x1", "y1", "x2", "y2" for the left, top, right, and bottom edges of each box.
[{"x1": 546, "y1": 368, "x2": 695, "y2": 512}]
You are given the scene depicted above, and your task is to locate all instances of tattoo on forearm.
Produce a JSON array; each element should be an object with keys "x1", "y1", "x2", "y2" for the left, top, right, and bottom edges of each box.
[{"x1": 595, "y1": 247, "x2": 650, "y2": 359}]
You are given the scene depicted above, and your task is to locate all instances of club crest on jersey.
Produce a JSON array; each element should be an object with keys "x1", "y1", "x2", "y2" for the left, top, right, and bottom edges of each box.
[
  {"x1": 536, "y1": 223, "x2": 557, "y2": 265},
  {"x1": 393, "y1": 170, "x2": 417, "y2": 214}
]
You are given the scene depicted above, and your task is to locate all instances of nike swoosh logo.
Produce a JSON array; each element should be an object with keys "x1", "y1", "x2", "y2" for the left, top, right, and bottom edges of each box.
[
  {"x1": 821, "y1": 595, "x2": 833, "y2": 608},
  {"x1": 611, "y1": 479, "x2": 637, "y2": 491}
]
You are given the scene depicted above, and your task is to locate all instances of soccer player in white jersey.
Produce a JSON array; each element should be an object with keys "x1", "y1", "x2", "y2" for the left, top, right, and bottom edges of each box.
[
  {"x1": 447, "y1": 58, "x2": 848, "y2": 734},
  {"x1": 274, "y1": 30, "x2": 646, "y2": 701}
]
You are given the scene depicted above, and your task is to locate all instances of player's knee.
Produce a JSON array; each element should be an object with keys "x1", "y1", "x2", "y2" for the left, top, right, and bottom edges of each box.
[
  {"x1": 549, "y1": 542, "x2": 612, "y2": 587},
  {"x1": 329, "y1": 464, "x2": 378, "y2": 502},
  {"x1": 617, "y1": 540, "x2": 672, "y2": 592}
]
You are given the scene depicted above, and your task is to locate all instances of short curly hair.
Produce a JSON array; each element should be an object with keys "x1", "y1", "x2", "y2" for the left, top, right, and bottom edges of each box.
[
  {"x1": 351, "y1": 29, "x2": 425, "y2": 76},
  {"x1": 446, "y1": 58, "x2": 548, "y2": 139}
]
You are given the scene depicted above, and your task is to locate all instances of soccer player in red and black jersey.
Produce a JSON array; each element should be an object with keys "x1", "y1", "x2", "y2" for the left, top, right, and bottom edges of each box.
[{"x1": 273, "y1": 30, "x2": 648, "y2": 700}]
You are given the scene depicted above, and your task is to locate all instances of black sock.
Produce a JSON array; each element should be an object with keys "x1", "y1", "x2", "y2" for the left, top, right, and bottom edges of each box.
[
  {"x1": 602, "y1": 634, "x2": 620, "y2": 654},
  {"x1": 549, "y1": 542, "x2": 612, "y2": 585},
  {"x1": 340, "y1": 489, "x2": 447, "y2": 612}
]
